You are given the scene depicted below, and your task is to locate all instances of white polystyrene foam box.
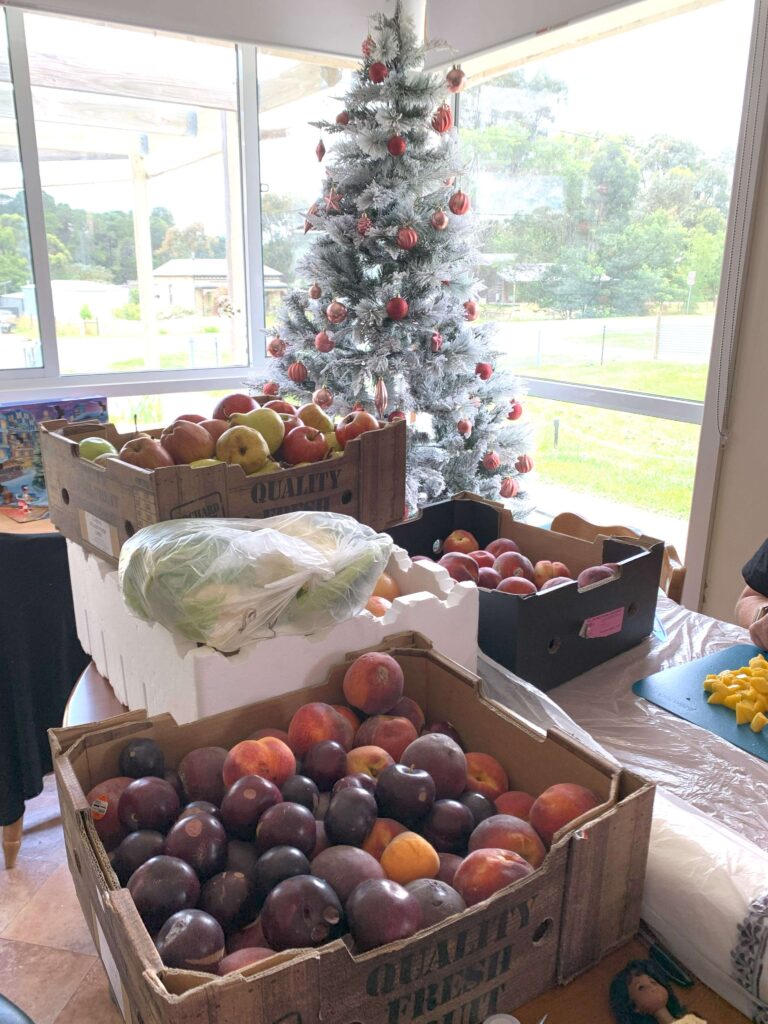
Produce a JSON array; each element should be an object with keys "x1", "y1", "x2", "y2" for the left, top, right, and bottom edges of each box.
[{"x1": 66, "y1": 541, "x2": 478, "y2": 724}]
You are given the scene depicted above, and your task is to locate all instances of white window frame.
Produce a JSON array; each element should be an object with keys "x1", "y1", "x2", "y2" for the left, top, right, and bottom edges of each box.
[{"x1": 0, "y1": 10, "x2": 268, "y2": 402}]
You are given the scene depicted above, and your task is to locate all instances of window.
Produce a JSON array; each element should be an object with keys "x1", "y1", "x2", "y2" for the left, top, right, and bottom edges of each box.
[{"x1": 461, "y1": 0, "x2": 754, "y2": 552}]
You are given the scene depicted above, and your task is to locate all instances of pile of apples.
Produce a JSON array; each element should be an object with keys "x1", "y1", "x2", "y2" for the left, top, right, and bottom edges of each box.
[
  {"x1": 77, "y1": 392, "x2": 384, "y2": 477},
  {"x1": 86, "y1": 650, "x2": 600, "y2": 976},
  {"x1": 424, "y1": 529, "x2": 621, "y2": 595}
]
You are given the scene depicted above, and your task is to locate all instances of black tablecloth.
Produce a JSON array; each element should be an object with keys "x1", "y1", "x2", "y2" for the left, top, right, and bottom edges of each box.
[{"x1": 0, "y1": 530, "x2": 88, "y2": 825}]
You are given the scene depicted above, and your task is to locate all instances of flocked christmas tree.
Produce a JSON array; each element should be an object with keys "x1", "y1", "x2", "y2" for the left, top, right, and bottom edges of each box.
[{"x1": 262, "y1": 3, "x2": 532, "y2": 513}]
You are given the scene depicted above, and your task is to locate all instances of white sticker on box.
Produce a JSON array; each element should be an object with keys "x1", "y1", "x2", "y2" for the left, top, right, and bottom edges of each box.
[
  {"x1": 80, "y1": 510, "x2": 118, "y2": 557},
  {"x1": 95, "y1": 918, "x2": 127, "y2": 1019}
]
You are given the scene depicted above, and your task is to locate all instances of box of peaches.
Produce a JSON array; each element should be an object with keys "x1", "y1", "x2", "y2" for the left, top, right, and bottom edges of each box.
[
  {"x1": 39, "y1": 391, "x2": 406, "y2": 568},
  {"x1": 387, "y1": 492, "x2": 664, "y2": 690},
  {"x1": 50, "y1": 633, "x2": 653, "y2": 1024}
]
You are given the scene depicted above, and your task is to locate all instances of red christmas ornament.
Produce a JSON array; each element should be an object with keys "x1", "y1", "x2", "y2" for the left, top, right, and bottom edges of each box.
[
  {"x1": 448, "y1": 190, "x2": 471, "y2": 215},
  {"x1": 374, "y1": 377, "x2": 388, "y2": 417},
  {"x1": 516, "y1": 454, "x2": 534, "y2": 474},
  {"x1": 316, "y1": 138, "x2": 326, "y2": 162},
  {"x1": 326, "y1": 301, "x2": 348, "y2": 324},
  {"x1": 475, "y1": 362, "x2": 493, "y2": 381},
  {"x1": 262, "y1": 381, "x2": 279, "y2": 396},
  {"x1": 388, "y1": 410, "x2": 406, "y2": 422},
  {"x1": 353, "y1": 402, "x2": 365, "y2": 412},
  {"x1": 313, "y1": 387, "x2": 333, "y2": 410},
  {"x1": 362, "y1": 35, "x2": 374, "y2": 56},
  {"x1": 387, "y1": 135, "x2": 407, "y2": 157},
  {"x1": 432, "y1": 104, "x2": 453, "y2": 133},
  {"x1": 482, "y1": 451, "x2": 501, "y2": 472},
  {"x1": 507, "y1": 400, "x2": 523, "y2": 421},
  {"x1": 430, "y1": 332, "x2": 443, "y2": 353},
  {"x1": 325, "y1": 189, "x2": 343, "y2": 213},
  {"x1": 396, "y1": 225, "x2": 418, "y2": 250},
  {"x1": 357, "y1": 213, "x2": 373, "y2": 236},
  {"x1": 336, "y1": 110, "x2": 350, "y2": 125},
  {"x1": 464, "y1": 300, "x2": 479, "y2": 321},
  {"x1": 288, "y1": 361, "x2": 308, "y2": 384},
  {"x1": 431, "y1": 210, "x2": 449, "y2": 231},
  {"x1": 446, "y1": 67, "x2": 466, "y2": 93},
  {"x1": 457, "y1": 418, "x2": 471, "y2": 437},
  {"x1": 308, "y1": 282, "x2": 322, "y2": 299},
  {"x1": 315, "y1": 331, "x2": 335, "y2": 353},
  {"x1": 443, "y1": 176, "x2": 456, "y2": 186},
  {"x1": 386, "y1": 296, "x2": 409, "y2": 320},
  {"x1": 266, "y1": 337, "x2": 286, "y2": 358},
  {"x1": 369, "y1": 62, "x2": 389, "y2": 83},
  {"x1": 303, "y1": 202, "x2": 319, "y2": 234},
  {"x1": 500, "y1": 476, "x2": 519, "y2": 499}
]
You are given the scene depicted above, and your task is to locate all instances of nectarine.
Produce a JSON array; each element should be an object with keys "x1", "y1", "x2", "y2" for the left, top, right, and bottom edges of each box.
[
  {"x1": 342, "y1": 652, "x2": 404, "y2": 715},
  {"x1": 468, "y1": 813, "x2": 546, "y2": 868},
  {"x1": 453, "y1": 848, "x2": 534, "y2": 906},
  {"x1": 529, "y1": 783, "x2": 600, "y2": 846},
  {"x1": 465, "y1": 752, "x2": 509, "y2": 801},
  {"x1": 442, "y1": 529, "x2": 479, "y2": 555}
]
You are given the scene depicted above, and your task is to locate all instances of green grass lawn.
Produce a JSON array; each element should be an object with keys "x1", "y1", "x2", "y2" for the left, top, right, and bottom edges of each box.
[{"x1": 520, "y1": 360, "x2": 708, "y2": 401}]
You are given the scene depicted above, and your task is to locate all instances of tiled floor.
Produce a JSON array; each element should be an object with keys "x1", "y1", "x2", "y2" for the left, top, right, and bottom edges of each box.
[{"x1": 0, "y1": 775, "x2": 121, "y2": 1024}]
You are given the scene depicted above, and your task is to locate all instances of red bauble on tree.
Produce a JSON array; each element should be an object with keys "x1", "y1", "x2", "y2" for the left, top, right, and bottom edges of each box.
[
  {"x1": 336, "y1": 110, "x2": 350, "y2": 125},
  {"x1": 430, "y1": 332, "x2": 443, "y2": 353},
  {"x1": 388, "y1": 410, "x2": 406, "y2": 422},
  {"x1": 446, "y1": 67, "x2": 466, "y2": 93},
  {"x1": 357, "y1": 213, "x2": 373, "y2": 236},
  {"x1": 482, "y1": 451, "x2": 501, "y2": 472},
  {"x1": 362, "y1": 35, "x2": 375, "y2": 57},
  {"x1": 288, "y1": 361, "x2": 308, "y2": 384},
  {"x1": 374, "y1": 378, "x2": 388, "y2": 417},
  {"x1": 315, "y1": 331, "x2": 334, "y2": 353},
  {"x1": 387, "y1": 135, "x2": 407, "y2": 157},
  {"x1": 262, "y1": 381, "x2": 279, "y2": 396},
  {"x1": 326, "y1": 301, "x2": 348, "y2": 324},
  {"x1": 386, "y1": 296, "x2": 409, "y2": 320},
  {"x1": 431, "y1": 210, "x2": 449, "y2": 231},
  {"x1": 448, "y1": 190, "x2": 471, "y2": 215},
  {"x1": 516, "y1": 454, "x2": 534, "y2": 474},
  {"x1": 500, "y1": 477, "x2": 519, "y2": 499},
  {"x1": 316, "y1": 139, "x2": 326, "y2": 162},
  {"x1": 308, "y1": 282, "x2": 322, "y2": 299},
  {"x1": 507, "y1": 399, "x2": 523, "y2": 421},
  {"x1": 396, "y1": 225, "x2": 418, "y2": 250},
  {"x1": 457, "y1": 418, "x2": 471, "y2": 437},
  {"x1": 475, "y1": 362, "x2": 493, "y2": 381},
  {"x1": 464, "y1": 300, "x2": 479, "y2": 321},
  {"x1": 369, "y1": 61, "x2": 389, "y2": 83},
  {"x1": 313, "y1": 387, "x2": 333, "y2": 410},
  {"x1": 432, "y1": 104, "x2": 453, "y2": 133},
  {"x1": 266, "y1": 337, "x2": 286, "y2": 358}
]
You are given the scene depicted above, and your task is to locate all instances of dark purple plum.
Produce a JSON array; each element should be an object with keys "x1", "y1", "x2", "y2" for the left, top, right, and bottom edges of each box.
[
  {"x1": 127, "y1": 855, "x2": 200, "y2": 933},
  {"x1": 177, "y1": 801, "x2": 220, "y2": 822},
  {"x1": 254, "y1": 845, "x2": 310, "y2": 902},
  {"x1": 405, "y1": 878, "x2": 466, "y2": 926},
  {"x1": 261, "y1": 876, "x2": 343, "y2": 951},
  {"x1": 118, "y1": 777, "x2": 180, "y2": 833},
  {"x1": 280, "y1": 775, "x2": 320, "y2": 812},
  {"x1": 198, "y1": 871, "x2": 256, "y2": 932},
  {"x1": 400, "y1": 734, "x2": 467, "y2": 800},
  {"x1": 423, "y1": 721, "x2": 465, "y2": 749},
  {"x1": 255, "y1": 802, "x2": 316, "y2": 856},
  {"x1": 164, "y1": 769, "x2": 185, "y2": 801},
  {"x1": 118, "y1": 738, "x2": 165, "y2": 779},
  {"x1": 154, "y1": 908, "x2": 225, "y2": 973},
  {"x1": 375, "y1": 764, "x2": 435, "y2": 823},
  {"x1": 220, "y1": 776, "x2": 282, "y2": 840},
  {"x1": 324, "y1": 788, "x2": 377, "y2": 847},
  {"x1": 163, "y1": 812, "x2": 227, "y2": 880},
  {"x1": 225, "y1": 840, "x2": 260, "y2": 887},
  {"x1": 346, "y1": 879, "x2": 422, "y2": 952},
  {"x1": 421, "y1": 800, "x2": 474, "y2": 854},
  {"x1": 458, "y1": 791, "x2": 496, "y2": 827},
  {"x1": 177, "y1": 747, "x2": 228, "y2": 805},
  {"x1": 302, "y1": 741, "x2": 347, "y2": 791},
  {"x1": 332, "y1": 773, "x2": 377, "y2": 796},
  {"x1": 112, "y1": 829, "x2": 165, "y2": 886},
  {"x1": 310, "y1": 846, "x2": 384, "y2": 906}
]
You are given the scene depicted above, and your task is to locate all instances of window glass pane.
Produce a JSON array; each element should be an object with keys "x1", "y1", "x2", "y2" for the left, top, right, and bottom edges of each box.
[
  {"x1": 109, "y1": 390, "x2": 237, "y2": 432},
  {"x1": 461, "y1": 0, "x2": 753, "y2": 401},
  {"x1": 0, "y1": 11, "x2": 41, "y2": 370},
  {"x1": 526, "y1": 395, "x2": 696, "y2": 556},
  {"x1": 256, "y1": 53, "x2": 352, "y2": 328},
  {"x1": 24, "y1": 14, "x2": 247, "y2": 375}
]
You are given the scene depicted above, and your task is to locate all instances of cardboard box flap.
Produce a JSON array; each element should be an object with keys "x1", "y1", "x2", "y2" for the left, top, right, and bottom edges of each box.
[{"x1": 49, "y1": 709, "x2": 149, "y2": 758}]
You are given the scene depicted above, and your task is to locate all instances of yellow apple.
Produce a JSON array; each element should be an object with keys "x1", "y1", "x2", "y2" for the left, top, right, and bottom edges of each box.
[
  {"x1": 229, "y1": 408, "x2": 284, "y2": 454},
  {"x1": 189, "y1": 458, "x2": 224, "y2": 468},
  {"x1": 247, "y1": 460, "x2": 279, "y2": 476},
  {"x1": 216, "y1": 425, "x2": 270, "y2": 474},
  {"x1": 297, "y1": 403, "x2": 333, "y2": 433},
  {"x1": 324, "y1": 430, "x2": 342, "y2": 452}
]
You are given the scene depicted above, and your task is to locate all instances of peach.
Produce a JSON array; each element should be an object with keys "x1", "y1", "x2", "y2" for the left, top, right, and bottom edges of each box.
[
  {"x1": 467, "y1": 550, "x2": 495, "y2": 569},
  {"x1": 485, "y1": 538, "x2": 519, "y2": 557},
  {"x1": 365, "y1": 596, "x2": 392, "y2": 617},
  {"x1": 381, "y1": 831, "x2": 440, "y2": 886},
  {"x1": 453, "y1": 848, "x2": 534, "y2": 906},
  {"x1": 223, "y1": 738, "x2": 296, "y2": 789},
  {"x1": 342, "y1": 652, "x2": 405, "y2": 715},
  {"x1": 442, "y1": 529, "x2": 478, "y2": 555},
  {"x1": 345, "y1": 745, "x2": 395, "y2": 779},
  {"x1": 468, "y1": 814, "x2": 546, "y2": 868},
  {"x1": 494, "y1": 551, "x2": 534, "y2": 582},
  {"x1": 248, "y1": 727, "x2": 295, "y2": 752},
  {"x1": 288, "y1": 702, "x2": 351, "y2": 758},
  {"x1": 373, "y1": 572, "x2": 401, "y2": 601},
  {"x1": 477, "y1": 567, "x2": 502, "y2": 589},
  {"x1": 539, "y1": 576, "x2": 574, "y2": 592},
  {"x1": 436, "y1": 852, "x2": 464, "y2": 887},
  {"x1": 532, "y1": 560, "x2": 557, "y2": 589},
  {"x1": 577, "y1": 564, "x2": 618, "y2": 589},
  {"x1": 218, "y1": 948, "x2": 276, "y2": 975},
  {"x1": 529, "y1": 783, "x2": 601, "y2": 846},
  {"x1": 496, "y1": 577, "x2": 537, "y2": 596},
  {"x1": 332, "y1": 705, "x2": 361, "y2": 734},
  {"x1": 388, "y1": 696, "x2": 425, "y2": 733},
  {"x1": 362, "y1": 818, "x2": 408, "y2": 861},
  {"x1": 465, "y1": 752, "x2": 509, "y2": 801},
  {"x1": 354, "y1": 716, "x2": 418, "y2": 761},
  {"x1": 438, "y1": 552, "x2": 480, "y2": 583},
  {"x1": 552, "y1": 561, "x2": 572, "y2": 578},
  {"x1": 494, "y1": 791, "x2": 535, "y2": 820}
]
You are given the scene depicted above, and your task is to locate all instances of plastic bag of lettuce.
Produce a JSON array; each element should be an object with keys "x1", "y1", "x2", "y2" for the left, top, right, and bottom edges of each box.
[{"x1": 118, "y1": 511, "x2": 393, "y2": 652}]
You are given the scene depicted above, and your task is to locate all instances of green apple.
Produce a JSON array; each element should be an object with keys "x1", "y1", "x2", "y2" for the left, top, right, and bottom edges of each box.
[
  {"x1": 79, "y1": 437, "x2": 117, "y2": 461},
  {"x1": 298, "y1": 403, "x2": 333, "y2": 433},
  {"x1": 189, "y1": 458, "x2": 224, "y2": 468},
  {"x1": 228, "y1": 408, "x2": 284, "y2": 454},
  {"x1": 324, "y1": 430, "x2": 342, "y2": 452},
  {"x1": 247, "y1": 460, "x2": 280, "y2": 476}
]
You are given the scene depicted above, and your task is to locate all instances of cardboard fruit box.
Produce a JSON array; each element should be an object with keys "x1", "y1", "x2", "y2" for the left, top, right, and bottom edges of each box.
[
  {"x1": 387, "y1": 493, "x2": 663, "y2": 690},
  {"x1": 39, "y1": 415, "x2": 406, "y2": 568},
  {"x1": 50, "y1": 633, "x2": 654, "y2": 1024}
]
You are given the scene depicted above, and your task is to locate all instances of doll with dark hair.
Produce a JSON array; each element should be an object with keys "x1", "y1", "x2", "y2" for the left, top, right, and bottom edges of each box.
[{"x1": 609, "y1": 959, "x2": 706, "y2": 1024}]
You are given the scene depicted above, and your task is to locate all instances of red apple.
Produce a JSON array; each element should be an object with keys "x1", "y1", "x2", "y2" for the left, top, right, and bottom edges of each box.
[
  {"x1": 212, "y1": 393, "x2": 257, "y2": 420},
  {"x1": 160, "y1": 420, "x2": 215, "y2": 465},
  {"x1": 119, "y1": 436, "x2": 174, "y2": 469},
  {"x1": 468, "y1": 551, "x2": 495, "y2": 569},
  {"x1": 485, "y1": 538, "x2": 520, "y2": 557},
  {"x1": 175, "y1": 413, "x2": 206, "y2": 424},
  {"x1": 277, "y1": 413, "x2": 301, "y2": 435},
  {"x1": 263, "y1": 400, "x2": 297, "y2": 416},
  {"x1": 496, "y1": 577, "x2": 537, "y2": 595},
  {"x1": 281, "y1": 426, "x2": 328, "y2": 465},
  {"x1": 493, "y1": 552, "x2": 534, "y2": 582},
  {"x1": 199, "y1": 419, "x2": 230, "y2": 444},
  {"x1": 335, "y1": 411, "x2": 380, "y2": 449},
  {"x1": 443, "y1": 530, "x2": 479, "y2": 555}
]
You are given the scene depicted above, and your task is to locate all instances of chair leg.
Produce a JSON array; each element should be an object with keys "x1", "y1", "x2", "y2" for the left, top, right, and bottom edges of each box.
[{"x1": 3, "y1": 815, "x2": 23, "y2": 869}]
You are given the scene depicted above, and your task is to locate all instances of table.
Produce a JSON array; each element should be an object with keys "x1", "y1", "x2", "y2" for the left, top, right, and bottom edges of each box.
[{"x1": 1, "y1": 519, "x2": 89, "y2": 867}]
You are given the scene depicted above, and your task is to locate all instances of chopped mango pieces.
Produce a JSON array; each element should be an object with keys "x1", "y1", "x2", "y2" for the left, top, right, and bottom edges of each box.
[{"x1": 703, "y1": 654, "x2": 768, "y2": 733}]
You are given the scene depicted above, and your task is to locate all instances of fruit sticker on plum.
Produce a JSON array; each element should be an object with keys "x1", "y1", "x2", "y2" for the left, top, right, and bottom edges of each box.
[{"x1": 90, "y1": 796, "x2": 110, "y2": 820}]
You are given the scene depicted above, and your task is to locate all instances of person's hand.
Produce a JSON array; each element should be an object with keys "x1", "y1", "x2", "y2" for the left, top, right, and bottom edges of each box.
[{"x1": 749, "y1": 612, "x2": 768, "y2": 650}]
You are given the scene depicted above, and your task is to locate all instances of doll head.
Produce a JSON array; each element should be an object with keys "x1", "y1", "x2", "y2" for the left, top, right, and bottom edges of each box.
[{"x1": 610, "y1": 959, "x2": 687, "y2": 1023}]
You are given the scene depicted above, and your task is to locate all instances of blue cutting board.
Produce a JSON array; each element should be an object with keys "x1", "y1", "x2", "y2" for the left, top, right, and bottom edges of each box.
[{"x1": 632, "y1": 643, "x2": 768, "y2": 763}]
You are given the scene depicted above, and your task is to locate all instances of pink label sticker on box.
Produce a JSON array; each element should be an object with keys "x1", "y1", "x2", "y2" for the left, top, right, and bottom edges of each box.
[{"x1": 580, "y1": 606, "x2": 625, "y2": 639}]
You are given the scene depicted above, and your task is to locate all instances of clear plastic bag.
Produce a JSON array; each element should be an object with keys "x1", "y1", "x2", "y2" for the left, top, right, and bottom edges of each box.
[{"x1": 118, "y1": 511, "x2": 393, "y2": 652}]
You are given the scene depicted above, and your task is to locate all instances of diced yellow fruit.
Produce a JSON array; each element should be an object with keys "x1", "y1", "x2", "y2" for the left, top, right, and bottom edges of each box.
[
  {"x1": 750, "y1": 712, "x2": 768, "y2": 733},
  {"x1": 749, "y1": 655, "x2": 768, "y2": 668},
  {"x1": 724, "y1": 692, "x2": 742, "y2": 709},
  {"x1": 713, "y1": 681, "x2": 734, "y2": 693},
  {"x1": 752, "y1": 696, "x2": 767, "y2": 714},
  {"x1": 720, "y1": 672, "x2": 735, "y2": 683},
  {"x1": 703, "y1": 679, "x2": 716, "y2": 693},
  {"x1": 736, "y1": 702, "x2": 755, "y2": 725},
  {"x1": 707, "y1": 691, "x2": 727, "y2": 705},
  {"x1": 751, "y1": 676, "x2": 768, "y2": 694}
]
